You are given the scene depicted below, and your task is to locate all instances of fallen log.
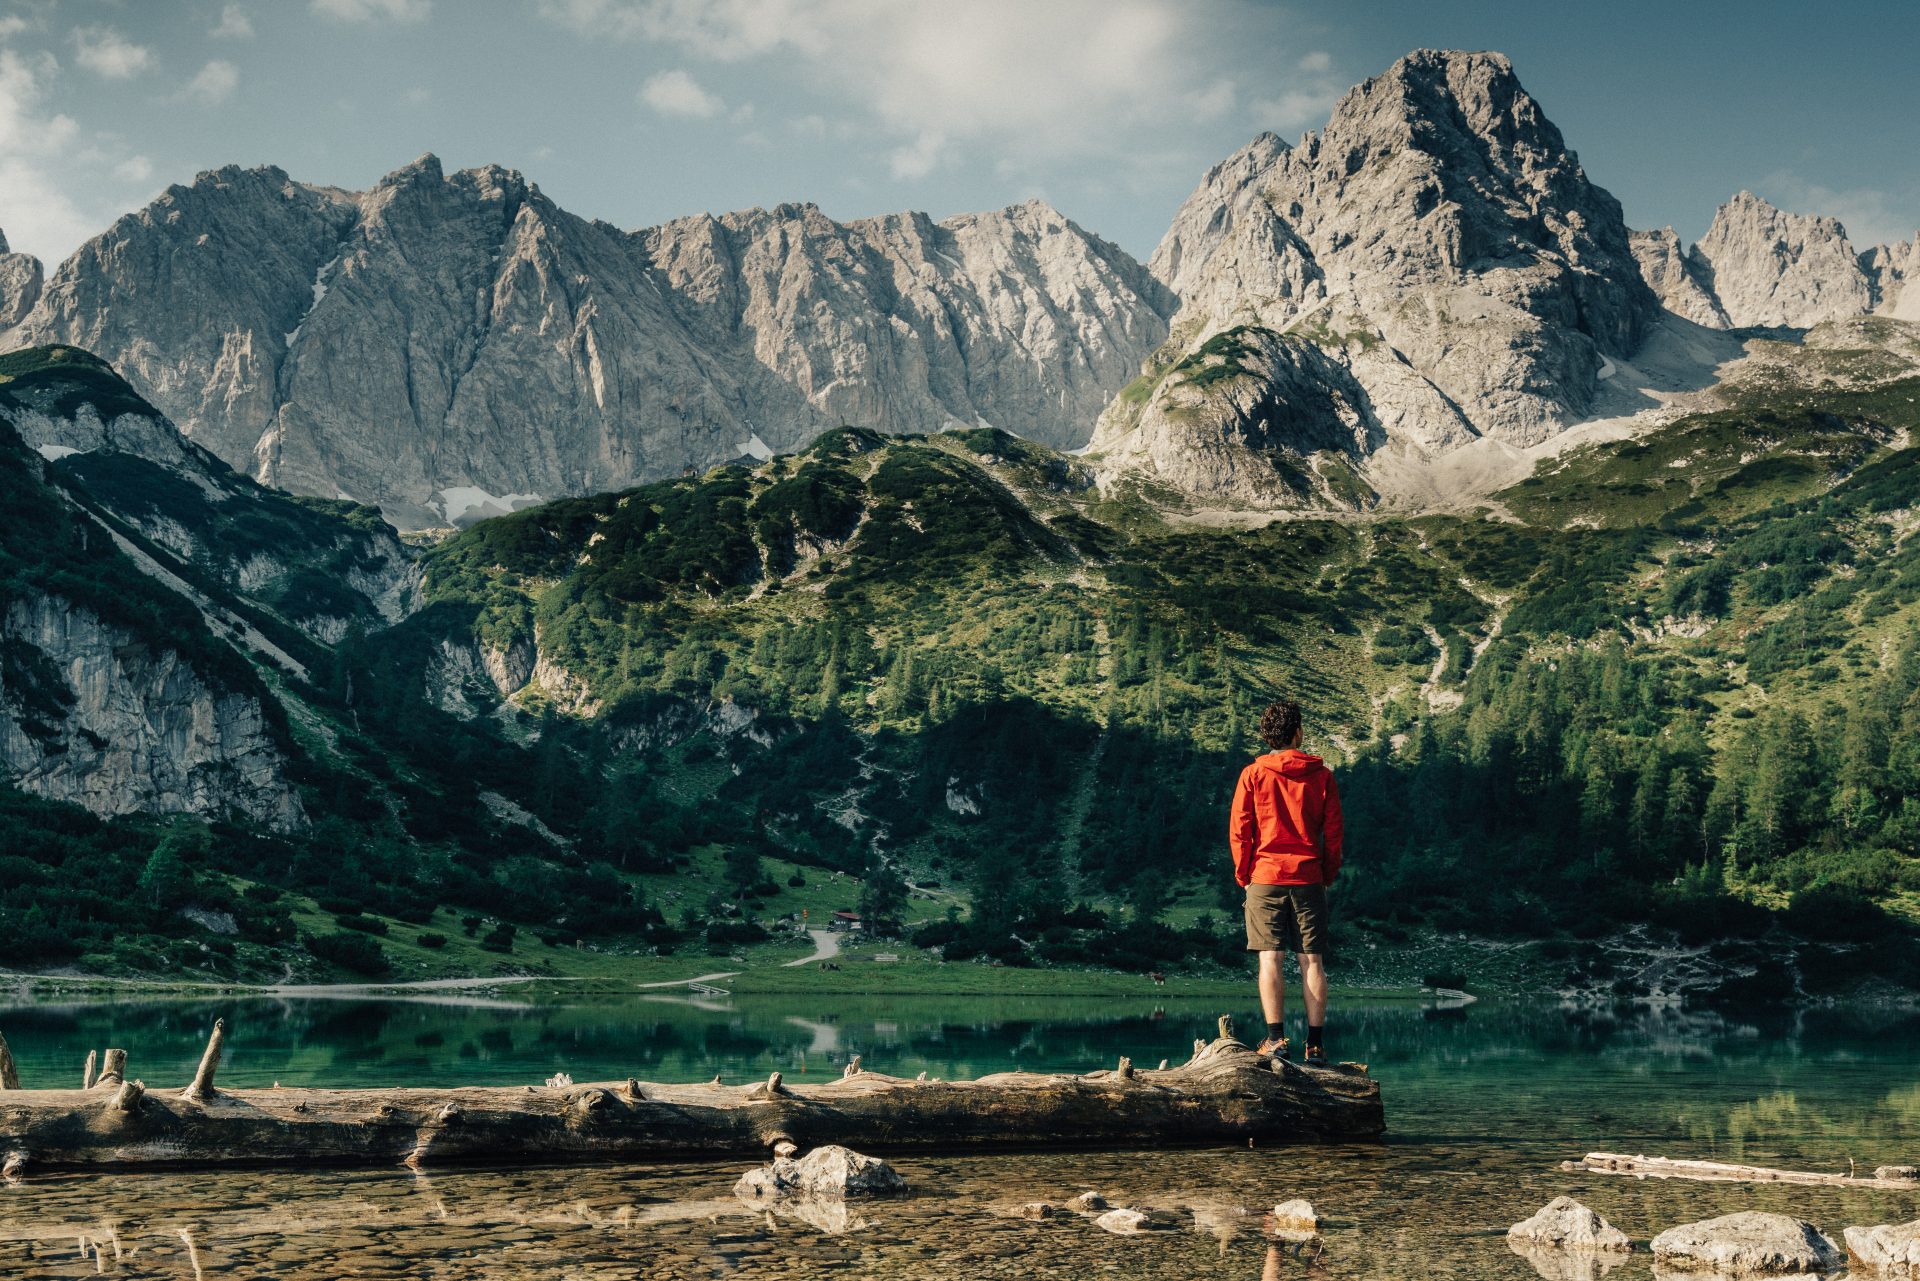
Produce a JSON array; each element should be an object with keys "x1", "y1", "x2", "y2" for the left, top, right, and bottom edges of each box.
[
  {"x1": 1571, "y1": 1152, "x2": 1920, "y2": 1189},
  {"x1": 0, "y1": 1029, "x2": 1382, "y2": 1172}
]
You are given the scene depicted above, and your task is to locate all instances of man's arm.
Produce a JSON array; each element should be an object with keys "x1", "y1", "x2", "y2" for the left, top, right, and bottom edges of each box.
[
  {"x1": 1229, "y1": 768, "x2": 1257, "y2": 887},
  {"x1": 1319, "y1": 772, "x2": 1344, "y2": 885}
]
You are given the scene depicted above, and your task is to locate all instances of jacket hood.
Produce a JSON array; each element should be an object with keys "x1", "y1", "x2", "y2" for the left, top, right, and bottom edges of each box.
[{"x1": 1255, "y1": 749, "x2": 1324, "y2": 778}]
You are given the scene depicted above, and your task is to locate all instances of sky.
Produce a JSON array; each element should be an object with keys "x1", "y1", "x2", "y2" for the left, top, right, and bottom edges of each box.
[{"x1": 1, "y1": 0, "x2": 1916, "y2": 267}]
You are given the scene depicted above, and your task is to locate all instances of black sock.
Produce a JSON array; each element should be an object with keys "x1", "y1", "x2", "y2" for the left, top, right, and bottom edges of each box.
[
  {"x1": 1266, "y1": 1022, "x2": 1285, "y2": 1042},
  {"x1": 1306, "y1": 1024, "x2": 1324, "y2": 1050}
]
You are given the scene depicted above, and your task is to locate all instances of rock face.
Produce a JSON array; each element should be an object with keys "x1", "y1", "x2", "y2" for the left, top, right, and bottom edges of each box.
[
  {"x1": 0, "y1": 594, "x2": 304, "y2": 830},
  {"x1": 1650, "y1": 1212, "x2": 1843, "y2": 1274},
  {"x1": 733, "y1": 1145, "x2": 907, "y2": 1201},
  {"x1": 1508, "y1": 1197, "x2": 1633, "y2": 1252},
  {"x1": 1091, "y1": 49, "x2": 1661, "y2": 502},
  {"x1": 1845, "y1": 1220, "x2": 1920, "y2": 1273},
  {"x1": 0, "y1": 228, "x2": 43, "y2": 331},
  {"x1": 9, "y1": 159, "x2": 1173, "y2": 527},
  {"x1": 1631, "y1": 228, "x2": 1730, "y2": 328},
  {"x1": 1690, "y1": 192, "x2": 1876, "y2": 328},
  {"x1": 1631, "y1": 192, "x2": 1920, "y2": 332}
]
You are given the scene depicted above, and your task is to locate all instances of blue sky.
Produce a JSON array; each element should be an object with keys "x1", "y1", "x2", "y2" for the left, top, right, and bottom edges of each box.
[{"x1": 0, "y1": 0, "x2": 1914, "y2": 266}]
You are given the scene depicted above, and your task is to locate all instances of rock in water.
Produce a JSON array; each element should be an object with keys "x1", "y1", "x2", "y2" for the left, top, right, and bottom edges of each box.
[
  {"x1": 1845, "y1": 1220, "x2": 1920, "y2": 1272},
  {"x1": 1094, "y1": 1207, "x2": 1181, "y2": 1234},
  {"x1": 734, "y1": 1145, "x2": 907, "y2": 1202},
  {"x1": 1651, "y1": 1211, "x2": 1843, "y2": 1274},
  {"x1": 1270, "y1": 1199, "x2": 1323, "y2": 1233},
  {"x1": 1875, "y1": 1166, "x2": 1920, "y2": 1182},
  {"x1": 1067, "y1": 1191, "x2": 1109, "y2": 1213},
  {"x1": 1508, "y1": 1197, "x2": 1633, "y2": 1252},
  {"x1": 1015, "y1": 1202, "x2": 1055, "y2": 1220}
]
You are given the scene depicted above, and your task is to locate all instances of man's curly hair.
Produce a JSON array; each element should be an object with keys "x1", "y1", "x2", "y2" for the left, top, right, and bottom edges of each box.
[{"x1": 1259, "y1": 699, "x2": 1304, "y2": 750}]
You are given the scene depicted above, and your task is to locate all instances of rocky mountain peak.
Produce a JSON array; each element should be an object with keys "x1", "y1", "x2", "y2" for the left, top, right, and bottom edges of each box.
[
  {"x1": 0, "y1": 228, "x2": 41, "y2": 332},
  {"x1": 1688, "y1": 190, "x2": 1874, "y2": 328},
  {"x1": 1097, "y1": 47, "x2": 1658, "y2": 507}
]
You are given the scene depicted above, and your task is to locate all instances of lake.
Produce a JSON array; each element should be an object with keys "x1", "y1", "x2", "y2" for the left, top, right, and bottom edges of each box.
[{"x1": 1, "y1": 990, "x2": 1915, "y2": 1279}]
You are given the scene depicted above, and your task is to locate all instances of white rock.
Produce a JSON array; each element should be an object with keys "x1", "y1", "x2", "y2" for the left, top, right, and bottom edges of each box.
[
  {"x1": 1508, "y1": 1197, "x2": 1632, "y2": 1252},
  {"x1": 733, "y1": 1145, "x2": 907, "y2": 1201},
  {"x1": 1845, "y1": 1220, "x2": 1920, "y2": 1272},
  {"x1": 1067, "y1": 1191, "x2": 1109, "y2": 1213},
  {"x1": 1650, "y1": 1211, "x2": 1843, "y2": 1274},
  {"x1": 1271, "y1": 1199, "x2": 1322, "y2": 1232},
  {"x1": 1094, "y1": 1207, "x2": 1180, "y2": 1234}
]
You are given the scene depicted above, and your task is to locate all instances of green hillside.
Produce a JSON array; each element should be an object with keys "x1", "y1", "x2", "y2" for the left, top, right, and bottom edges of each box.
[{"x1": 3, "y1": 342, "x2": 1918, "y2": 998}]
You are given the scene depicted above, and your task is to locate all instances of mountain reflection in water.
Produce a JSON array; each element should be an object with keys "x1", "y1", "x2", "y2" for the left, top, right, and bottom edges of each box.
[{"x1": 1, "y1": 995, "x2": 1915, "y2": 1279}]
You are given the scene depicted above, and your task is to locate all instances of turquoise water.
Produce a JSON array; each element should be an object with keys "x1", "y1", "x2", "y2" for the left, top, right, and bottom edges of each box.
[{"x1": 1, "y1": 992, "x2": 1916, "y2": 1278}]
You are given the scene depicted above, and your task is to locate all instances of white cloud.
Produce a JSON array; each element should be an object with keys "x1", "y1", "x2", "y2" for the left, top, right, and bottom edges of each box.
[
  {"x1": 0, "y1": 16, "x2": 30, "y2": 41},
  {"x1": 114, "y1": 154, "x2": 153, "y2": 182},
  {"x1": 405, "y1": 85, "x2": 431, "y2": 104},
  {"x1": 888, "y1": 130, "x2": 942, "y2": 179},
  {"x1": 540, "y1": 0, "x2": 1327, "y2": 182},
  {"x1": 72, "y1": 26, "x2": 152, "y2": 79},
  {"x1": 0, "y1": 47, "x2": 93, "y2": 261},
  {"x1": 1249, "y1": 86, "x2": 1339, "y2": 136},
  {"x1": 1297, "y1": 50, "x2": 1331, "y2": 73},
  {"x1": 1758, "y1": 170, "x2": 1920, "y2": 249},
  {"x1": 212, "y1": 5, "x2": 256, "y2": 39},
  {"x1": 640, "y1": 68, "x2": 723, "y2": 118},
  {"x1": 311, "y1": 0, "x2": 431, "y2": 23},
  {"x1": 182, "y1": 59, "x2": 240, "y2": 105}
]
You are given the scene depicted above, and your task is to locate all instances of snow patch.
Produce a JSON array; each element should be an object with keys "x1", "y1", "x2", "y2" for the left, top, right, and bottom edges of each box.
[
  {"x1": 284, "y1": 254, "x2": 340, "y2": 346},
  {"x1": 35, "y1": 443, "x2": 82, "y2": 461},
  {"x1": 437, "y1": 486, "x2": 545, "y2": 526},
  {"x1": 1596, "y1": 355, "x2": 1618, "y2": 380},
  {"x1": 736, "y1": 432, "x2": 774, "y2": 462}
]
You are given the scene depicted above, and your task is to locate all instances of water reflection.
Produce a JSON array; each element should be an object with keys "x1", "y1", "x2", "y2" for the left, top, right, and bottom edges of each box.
[{"x1": 2, "y1": 995, "x2": 1917, "y2": 1278}]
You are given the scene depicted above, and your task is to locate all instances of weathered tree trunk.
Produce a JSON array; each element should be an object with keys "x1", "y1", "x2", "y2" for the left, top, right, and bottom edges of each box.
[
  {"x1": 0, "y1": 1034, "x2": 1382, "y2": 1172},
  {"x1": 0, "y1": 1031, "x2": 17, "y2": 1091},
  {"x1": 1572, "y1": 1152, "x2": 1919, "y2": 1189}
]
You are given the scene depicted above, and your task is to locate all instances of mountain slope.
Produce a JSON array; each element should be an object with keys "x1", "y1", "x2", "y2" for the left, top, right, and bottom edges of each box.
[
  {"x1": 1089, "y1": 49, "x2": 1661, "y2": 509},
  {"x1": 1633, "y1": 191, "x2": 1920, "y2": 331},
  {"x1": 3, "y1": 162, "x2": 1172, "y2": 527}
]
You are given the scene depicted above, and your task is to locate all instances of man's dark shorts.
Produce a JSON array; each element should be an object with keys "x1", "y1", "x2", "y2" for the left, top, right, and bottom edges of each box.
[{"x1": 1244, "y1": 883, "x2": 1330, "y2": 954}]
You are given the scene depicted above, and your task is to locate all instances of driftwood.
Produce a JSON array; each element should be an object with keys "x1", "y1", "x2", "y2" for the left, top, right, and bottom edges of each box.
[
  {"x1": 0, "y1": 1027, "x2": 1382, "y2": 1172},
  {"x1": 1572, "y1": 1152, "x2": 1920, "y2": 1190},
  {"x1": 0, "y1": 1030, "x2": 16, "y2": 1090}
]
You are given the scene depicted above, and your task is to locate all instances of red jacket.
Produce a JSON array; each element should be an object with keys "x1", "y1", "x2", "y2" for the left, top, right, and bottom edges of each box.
[{"x1": 1230, "y1": 750, "x2": 1344, "y2": 887}]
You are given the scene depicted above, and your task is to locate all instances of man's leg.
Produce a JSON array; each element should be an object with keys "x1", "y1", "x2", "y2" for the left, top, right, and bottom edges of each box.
[
  {"x1": 1257, "y1": 949, "x2": 1285, "y2": 1029},
  {"x1": 1297, "y1": 951, "x2": 1327, "y2": 1056}
]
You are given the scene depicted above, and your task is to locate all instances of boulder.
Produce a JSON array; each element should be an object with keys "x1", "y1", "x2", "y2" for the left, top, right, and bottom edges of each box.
[
  {"x1": 1016, "y1": 1202, "x2": 1056, "y2": 1220},
  {"x1": 1875, "y1": 1166, "x2": 1919, "y2": 1183},
  {"x1": 1845, "y1": 1220, "x2": 1920, "y2": 1273},
  {"x1": 1270, "y1": 1199, "x2": 1322, "y2": 1232},
  {"x1": 1509, "y1": 1197, "x2": 1633, "y2": 1252},
  {"x1": 1650, "y1": 1212, "x2": 1842, "y2": 1274},
  {"x1": 1094, "y1": 1207, "x2": 1182, "y2": 1234},
  {"x1": 1067, "y1": 1191, "x2": 1109, "y2": 1213},
  {"x1": 733, "y1": 1145, "x2": 907, "y2": 1202}
]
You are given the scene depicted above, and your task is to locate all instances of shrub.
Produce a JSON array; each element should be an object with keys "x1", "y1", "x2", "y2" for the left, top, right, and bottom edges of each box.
[
  {"x1": 305, "y1": 930, "x2": 388, "y2": 975},
  {"x1": 416, "y1": 932, "x2": 447, "y2": 949}
]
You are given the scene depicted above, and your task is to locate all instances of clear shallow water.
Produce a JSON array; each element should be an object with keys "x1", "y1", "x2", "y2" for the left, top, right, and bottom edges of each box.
[{"x1": 1, "y1": 992, "x2": 1916, "y2": 1279}]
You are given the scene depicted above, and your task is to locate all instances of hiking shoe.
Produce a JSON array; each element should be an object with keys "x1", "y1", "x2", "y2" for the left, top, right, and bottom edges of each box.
[
  {"x1": 1303, "y1": 1044, "x2": 1327, "y2": 1066},
  {"x1": 1256, "y1": 1037, "x2": 1291, "y2": 1061}
]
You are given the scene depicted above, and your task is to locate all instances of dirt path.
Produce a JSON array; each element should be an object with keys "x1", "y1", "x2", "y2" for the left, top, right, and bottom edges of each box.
[{"x1": 781, "y1": 929, "x2": 841, "y2": 968}]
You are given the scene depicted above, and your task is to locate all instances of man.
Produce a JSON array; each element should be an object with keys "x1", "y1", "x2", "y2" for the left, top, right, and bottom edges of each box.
[{"x1": 1230, "y1": 699, "x2": 1344, "y2": 1064}]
